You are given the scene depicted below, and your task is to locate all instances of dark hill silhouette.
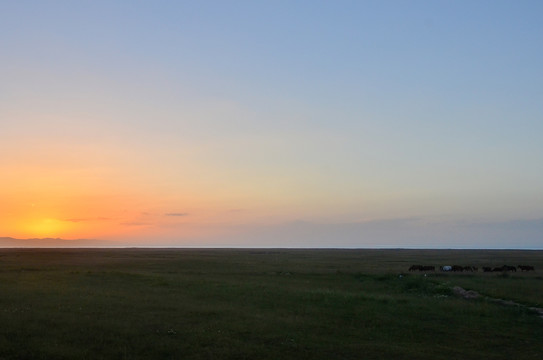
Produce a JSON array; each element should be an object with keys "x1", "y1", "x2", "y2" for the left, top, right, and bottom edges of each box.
[{"x1": 0, "y1": 237, "x2": 115, "y2": 247}]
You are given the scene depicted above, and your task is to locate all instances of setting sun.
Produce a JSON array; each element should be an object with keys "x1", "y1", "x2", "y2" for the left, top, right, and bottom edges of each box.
[{"x1": 22, "y1": 218, "x2": 69, "y2": 238}]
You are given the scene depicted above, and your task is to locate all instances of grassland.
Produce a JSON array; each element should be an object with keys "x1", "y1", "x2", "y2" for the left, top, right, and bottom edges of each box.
[{"x1": 0, "y1": 248, "x2": 542, "y2": 359}]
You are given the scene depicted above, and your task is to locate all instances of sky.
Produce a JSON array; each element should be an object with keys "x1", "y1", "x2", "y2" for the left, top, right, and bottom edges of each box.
[{"x1": 1, "y1": 0, "x2": 542, "y2": 248}]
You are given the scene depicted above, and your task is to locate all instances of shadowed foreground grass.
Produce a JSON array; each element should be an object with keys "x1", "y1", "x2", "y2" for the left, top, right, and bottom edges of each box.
[{"x1": 0, "y1": 249, "x2": 542, "y2": 359}]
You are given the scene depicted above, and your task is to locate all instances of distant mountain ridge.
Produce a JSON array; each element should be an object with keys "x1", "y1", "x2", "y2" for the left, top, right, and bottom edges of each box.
[{"x1": 0, "y1": 237, "x2": 115, "y2": 247}]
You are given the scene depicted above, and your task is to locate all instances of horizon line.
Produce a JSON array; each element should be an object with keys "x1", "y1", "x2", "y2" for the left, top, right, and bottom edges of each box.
[{"x1": 0, "y1": 246, "x2": 541, "y2": 250}]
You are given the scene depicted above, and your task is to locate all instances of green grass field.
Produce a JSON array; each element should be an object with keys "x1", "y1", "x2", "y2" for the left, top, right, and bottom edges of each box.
[{"x1": 0, "y1": 249, "x2": 542, "y2": 359}]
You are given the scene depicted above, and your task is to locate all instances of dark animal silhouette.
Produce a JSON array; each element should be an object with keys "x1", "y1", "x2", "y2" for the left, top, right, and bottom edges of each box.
[
  {"x1": 409, "y1": 265, "x2": 435, "y2": 272},
  {"x1": 422, "y1": 265, "x2": 435, "y2": 271},
  {"x1": 492, "y1": 265, "x2": 516, "y2": 272},
  {"x1": 518, "y1": 265, "x2": 535, "y2": 271}
]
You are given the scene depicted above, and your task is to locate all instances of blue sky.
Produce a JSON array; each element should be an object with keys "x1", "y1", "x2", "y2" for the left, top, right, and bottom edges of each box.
[{"x1": 1, "y1": 1, "x2": 542, "y2": 248}]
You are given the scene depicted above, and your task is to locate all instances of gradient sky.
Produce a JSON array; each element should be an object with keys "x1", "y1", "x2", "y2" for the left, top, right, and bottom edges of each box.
[{"x1": 1, "y1": 1, "x2": 542, "y2": 248}]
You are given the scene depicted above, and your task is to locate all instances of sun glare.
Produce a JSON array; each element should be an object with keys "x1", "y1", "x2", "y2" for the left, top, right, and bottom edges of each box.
[{"x1": 25, "y1": 218, "x2": 68, "y2": 238}]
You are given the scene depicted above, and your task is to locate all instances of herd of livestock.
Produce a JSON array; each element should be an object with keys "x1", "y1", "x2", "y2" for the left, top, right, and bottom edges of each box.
[{"x1": 408, "y1": 264, "x2": 535, "y2": 272}]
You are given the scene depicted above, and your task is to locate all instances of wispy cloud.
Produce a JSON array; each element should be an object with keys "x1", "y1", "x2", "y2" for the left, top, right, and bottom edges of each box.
[
  {"x1": 120, "y1": 222, "x2": 152, "y2": 227},
  {"x1": 165, "y1": 213, "x2": 188, "y2": 217},
  {"x1": 64, "y1": 217, "x2": 111, "y2": 223}
]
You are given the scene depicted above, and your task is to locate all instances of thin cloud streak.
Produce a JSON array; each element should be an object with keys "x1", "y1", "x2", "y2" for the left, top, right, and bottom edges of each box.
[
  {"x1": 120, "y1": 222, "x2": 153, "y2": 227},
  {"x1": 64, "y1": 217, "x2": 112, "y2": 223}
]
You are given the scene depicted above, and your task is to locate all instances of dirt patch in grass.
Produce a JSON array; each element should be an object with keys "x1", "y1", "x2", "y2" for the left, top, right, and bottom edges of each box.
[
  {"x1": 453, "y1": 286, "x2": 481, "y2": 299},
  {"x1": 453, "y1": 285, "x2": 543, "y2": 320}
]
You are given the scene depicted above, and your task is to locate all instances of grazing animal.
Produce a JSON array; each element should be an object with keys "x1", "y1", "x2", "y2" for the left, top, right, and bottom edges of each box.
[
  {"x1": 518, "y1": 265, "x2": 535, "y2": 271},
  {"x1": 421, "y1": 265, "x2": 435, "y2": 272},
  {"x1": 441, "y1": 265, "x2": 452, "y2": 272},
  {"x1": 409, "y1": 265, "x2": 422, "y2": 271},
  {"x1": 493, "y1": 265, "x2": 516, "y2": 272},
  {"x1": 452, "y1": 265, "x2": 464, "y2": 272},
  {"x1": 409, "y1": 265, "x2": 435, "y2": 272}
]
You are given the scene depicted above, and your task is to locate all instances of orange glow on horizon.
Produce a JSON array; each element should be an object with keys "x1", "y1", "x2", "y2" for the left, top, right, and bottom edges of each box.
[
  {"x1": 0, "y1": 144, "x2": 321, "y2": 242},
  {"x1": 22, "y1": 217, "x2": 71, "y2": 239}
]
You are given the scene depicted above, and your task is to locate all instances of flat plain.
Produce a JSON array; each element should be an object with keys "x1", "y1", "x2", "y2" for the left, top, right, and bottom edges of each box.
[{"x1": 0, "y1": 248, "x2": 542, "y2": 359}]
